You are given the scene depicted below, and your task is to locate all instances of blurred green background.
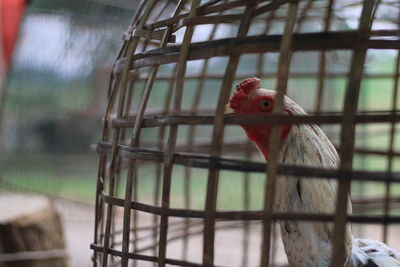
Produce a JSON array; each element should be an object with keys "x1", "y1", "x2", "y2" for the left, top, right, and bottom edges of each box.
[{"x1": 1, "y1": 0, "x2": 134, "y2": 202}]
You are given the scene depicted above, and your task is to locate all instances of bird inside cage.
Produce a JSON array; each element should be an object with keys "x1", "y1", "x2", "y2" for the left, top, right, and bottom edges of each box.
[{"x1": 225, "y1": 77, "x2": 400, "y2": 267}]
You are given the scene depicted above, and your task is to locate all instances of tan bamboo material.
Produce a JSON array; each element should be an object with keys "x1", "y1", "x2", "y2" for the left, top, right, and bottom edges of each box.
[{"x1": 91, "y1": 0, "x2": 400, "y2": 266}]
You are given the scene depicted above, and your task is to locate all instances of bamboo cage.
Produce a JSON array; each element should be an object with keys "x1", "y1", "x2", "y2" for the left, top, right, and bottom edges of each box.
[{"x1": 91, "y1": 0, "x2": 400, "y2": 266}]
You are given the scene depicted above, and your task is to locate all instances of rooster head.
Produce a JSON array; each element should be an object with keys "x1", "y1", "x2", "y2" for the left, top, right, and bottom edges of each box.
[{"x1": 225, "y1": 77, "x2": 292, "y2": 159}]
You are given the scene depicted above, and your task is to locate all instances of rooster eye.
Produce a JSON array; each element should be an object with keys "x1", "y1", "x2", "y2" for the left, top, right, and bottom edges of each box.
[{"x1": 259, "y1": 100, "x2": 272, "y2": 110}]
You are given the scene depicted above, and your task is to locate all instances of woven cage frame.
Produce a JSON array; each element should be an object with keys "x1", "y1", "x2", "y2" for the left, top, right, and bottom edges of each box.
[{"x1": 91, "y1": 0, "x2": 400, "y2": 266}]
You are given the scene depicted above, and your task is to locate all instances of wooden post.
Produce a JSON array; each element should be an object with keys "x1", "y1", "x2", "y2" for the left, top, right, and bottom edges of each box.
[{"x1": 0, "y1": 193, "x2": 66, "y2": 267}]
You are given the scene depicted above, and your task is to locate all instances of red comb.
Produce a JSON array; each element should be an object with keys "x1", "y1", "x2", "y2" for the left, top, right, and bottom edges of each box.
[
  {"x1": 229, "y1": 77, "x2": 261, "y2": 108},
  {"x1": 236, "y1": 77, "x2": 261, "y2": 94}
]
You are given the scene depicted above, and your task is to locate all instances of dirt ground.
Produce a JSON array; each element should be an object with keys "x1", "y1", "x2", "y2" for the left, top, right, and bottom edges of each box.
[
  {"x1": 54, "y1": 199, "x2": 288, "y2": 267},
  {"x1": 54, "y1": 199, "x2": 95, "y2": 267},
  {"x1": 54, "y1": 199, "x2": 400, "y2": 267}
]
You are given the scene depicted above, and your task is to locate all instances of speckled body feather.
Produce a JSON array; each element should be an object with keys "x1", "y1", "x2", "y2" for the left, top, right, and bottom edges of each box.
[
  {"x1": 227, "y1": 78, "x2": 400, "y2": 267},
  {"x1": 273, "y1": 95, "x2": 351, "y2": 267},
  {"x1": 271, "y1": 94, "x2": 400, "y2": 267}
]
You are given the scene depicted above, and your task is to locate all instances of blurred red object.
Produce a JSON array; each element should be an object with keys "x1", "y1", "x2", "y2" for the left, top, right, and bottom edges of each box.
[{"x1": 1, "y1": 0, "x2": 27, "y2": 69}]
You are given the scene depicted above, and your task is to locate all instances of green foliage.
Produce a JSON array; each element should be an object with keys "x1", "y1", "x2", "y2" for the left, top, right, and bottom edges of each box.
[
  {"x1": 1, "y1": 154, "x2": 97, "y2": 202},
  {"x1": 31, "y1": 0, "x2": 133, "y2": 23}
]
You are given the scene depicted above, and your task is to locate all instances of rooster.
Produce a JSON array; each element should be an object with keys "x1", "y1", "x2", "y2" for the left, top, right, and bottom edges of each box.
[{"x1": 224, "y1": 77, "x2": 400, "y2": 267}]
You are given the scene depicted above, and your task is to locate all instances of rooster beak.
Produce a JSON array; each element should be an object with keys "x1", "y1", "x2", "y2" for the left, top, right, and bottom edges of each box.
[{"x1": 224, "y1": 104, "x2": 235, "y2": 115}]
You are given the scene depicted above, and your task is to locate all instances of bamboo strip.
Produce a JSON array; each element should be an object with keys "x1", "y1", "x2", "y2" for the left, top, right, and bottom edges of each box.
[
  {"x1": 173, "y1": 14, "x2": 243, "y2": 32},
  {"x1": 145, "y1": 11, "x2": 397, "y2": 32},
  {"x1": 197, "y1": 0, "x2": 248, "y2": 15},
  {"x1": 332, "y1": 1, "x2": 375, "y2": 266},
  {"x1": 130, "y1": 72, "x2": 400, "y2": 80},
  {"x1": 96, "y1": 26, "x2": 133, "y2": 267},
  {"x1": 254, "y1": 0, "x2": 297, "y2": 17},
  {"x1": 96, "y1": 143, "x2": 400, "y2": 183},
  {"x1": 257, "y1": 9, "x2": 279, "y2": 264},
  {"x1": 100, "y1": 139, "x2": 400, "y2": 162},
  {"x1": 116, "y1": 31, "x2": 400, "y2": 71},
  {"x1": 182, "y1": 12, "x2": 221, "y2": 261},
  {"x1": 241, "y1": 144, "x2": 253, "y2": 267},
  {"x1": 353, "y1": 197, "x2": 400, "y2": 212},
  {"x1": 131, "y1": 29, "x2": 176, "y2": 43},
  {"x1": 203, "y1": 3, "x2": 256, "y2": 265},
  {"x1": 198, "y1": 0, "x2": 224, "y2": 10},
  {"x1": 125, "y1": 5, "x2": 178, "y2": 267},
  {"x1": 103, "y1": 1, "x2": 156, "y2": 266},
  {"x1": 295, "y1": 0, "x2": 313, "y2": 32},
  {"x1": 101, "y1": 11, "x2": 146, "y2": 262},
  {"x1": 107, "y1": 113, "x2": 400, "y2": 129},
  {"x1": 99, "y1": 193, "x2": 400, "y2": 223},
  {"x1": 382, "y1": 20, "x2": 400, "y2": 242},
  {"x1": 246, "y1": 9, "x2": 277, "y2": 266},
  {"x1": 131, "y1": 222, "x2": 245, "y2": 257},
  {"x1": 143, "y1": 0, "x2": 290, "y2": 31},
  {"x1": 94, "y1": 62, "x2": 124, "y2": 267},
  {"x1": 119, "y1": 40, "x2": 140, "y2": 267},
  {"x1": 104, "y1": 219, "x2": 193, "y2": 238},
  {"x1": 112, "y1": 220, "x2": 205, "y2": 249},
  {"x1": 92, "y1": 244, "x2": 210, "y2": 267},
  {"x1": 152, "y1": 63, "x2": 178, "y2": 261},
  {"x1": 158, "y1": 1, "x2": 201, "y2": 266},
  {"x1": 120, "y1": 3, "x2": 177, "y2": 266},
  {"x1": 315, "y1": 0, "x2": 333, "y2": 113},
  {"x1": 261, "y1": 2, "x2": 298, "y2": 266},
  {"x1": 120, "y1": 3, "x2": 173, "y2": 260}
]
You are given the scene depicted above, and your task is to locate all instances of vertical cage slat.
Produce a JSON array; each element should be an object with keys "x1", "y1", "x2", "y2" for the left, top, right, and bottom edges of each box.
[
  {"x1": 120, "y1": 2, "x2": 184, "y2": 265},
  {"x1": 146, "y1": 2, "x2": 186, "y2": 260},
  {"x1": 182, "y1": 16, "x2": 221, "y2": 261},
  {"x1": 120, "y1": 54, "x2": 139, "y2": 267},
  {"x1": 382, "y1": 24, "x2": 400, "y2": 242},
  {"x1": 331, "y1": 1, "x2": 376, "y2": 266},
  {"x1": 261, "y1": 2, "x2": 299, "y2": 267},
  {"x1": 295, "y1": 0, "x2": 313, "y2": 32},
  {"x1": 94, "y1": 70, "x2": 125, "y2": 265},
  {"x1": 152, "y1": 63, "x2": 178, "y2": 262},
  {"x1": 256, "y1": 9, "x2": 277, "y2": 265},
  {"x1": 203, "y1": 3, "x2": 258, "y2": 266},
  {"x1": 157, "y1": 1, "x2": 201, "y2": 266},
  {"x1": 102, "y1": 1, "x2": 157, "y2": 266},
  {"x1": 315, "y1": 0, "x2": 334, "y2": 113}
]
